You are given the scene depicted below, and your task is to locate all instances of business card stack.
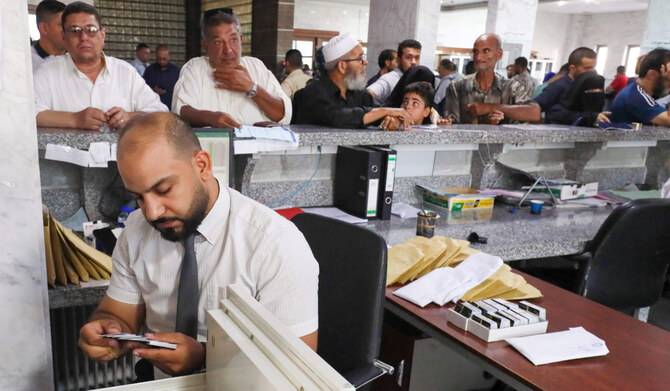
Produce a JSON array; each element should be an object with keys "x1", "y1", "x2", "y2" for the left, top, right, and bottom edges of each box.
[{"x1": 447, "y1": 299, "x2": 548, "y2": 342}]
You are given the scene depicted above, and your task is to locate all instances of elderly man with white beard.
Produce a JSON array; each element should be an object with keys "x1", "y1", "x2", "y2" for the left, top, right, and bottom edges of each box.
[{"x1": 292, "y1": 33, "x2": 412, "y2": 129}]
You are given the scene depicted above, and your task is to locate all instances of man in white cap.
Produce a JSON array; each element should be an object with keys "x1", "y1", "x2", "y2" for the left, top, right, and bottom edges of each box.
[
  {"x1": 173, "y1": 9, "x2": 290, "y2": 127},
  {"x1": 293, "y1": 33, "x2": 412, "y2": 129}
]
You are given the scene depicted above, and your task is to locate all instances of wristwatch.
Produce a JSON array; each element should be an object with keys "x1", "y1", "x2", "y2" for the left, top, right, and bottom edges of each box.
[{"x1": 246, "y1": 83, "x2": 258, "y2": 99}]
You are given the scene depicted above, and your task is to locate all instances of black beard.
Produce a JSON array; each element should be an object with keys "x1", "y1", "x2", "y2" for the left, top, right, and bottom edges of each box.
[{"x1": 150, "y1": 184, "x2": 209, "y2": 242}]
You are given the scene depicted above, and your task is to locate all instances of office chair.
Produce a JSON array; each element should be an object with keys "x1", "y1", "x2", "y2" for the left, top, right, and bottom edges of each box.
[
  {"x1": 291, "y1": 213, "x2": 394, "y2": 390},
  {"x1": 518, "y1": 199, "x2": 670, "y2": 321}
]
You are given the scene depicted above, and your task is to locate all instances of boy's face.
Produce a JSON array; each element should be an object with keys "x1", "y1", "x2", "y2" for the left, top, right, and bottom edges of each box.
[{"x1": 402, "y1": 92, "x2": 431, "y2": 125}]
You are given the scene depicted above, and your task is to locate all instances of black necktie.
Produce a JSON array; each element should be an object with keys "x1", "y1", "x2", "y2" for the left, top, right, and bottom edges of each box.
[{"x1": 175, "y1": 234, "x2": 199, "y2": 339}]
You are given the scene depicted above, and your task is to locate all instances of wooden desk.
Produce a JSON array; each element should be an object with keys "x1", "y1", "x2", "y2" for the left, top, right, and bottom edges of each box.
[{"x1": 385, "y1": 272, "x2": 670, "y2": 391}]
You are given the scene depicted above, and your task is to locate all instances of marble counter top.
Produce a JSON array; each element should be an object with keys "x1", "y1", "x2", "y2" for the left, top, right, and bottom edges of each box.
[
  {"x1": 362, "y1": 204, "x2": 613, "y2": 262},
  {"x1": 37, "y1": 124, "x2": 670, "y2": 150}
]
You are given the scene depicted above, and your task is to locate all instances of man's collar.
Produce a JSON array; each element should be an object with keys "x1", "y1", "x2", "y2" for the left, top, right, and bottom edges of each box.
[
  {"x1": 472, "y1": 71, "x2": 504, "y2": 92},
  {"x1": 288, "y1": 68, "x2": 303, "y2": 77},
  {"x1": 66, "y1": 52, "x2": 110, "y2": 80},
  {"x1": 33, "y1": 40, "x2": 49, "y2": 59},
  {"x1": 322, "y1": 74, "x2": 343, "y2": 97},
  {"x1": 195, "y1": 183, "x2": 227, "y2": 245}
]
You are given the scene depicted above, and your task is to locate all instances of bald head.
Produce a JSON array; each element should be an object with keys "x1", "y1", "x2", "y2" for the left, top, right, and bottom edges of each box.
[
  {"x1": 472, "y1": 33, "x2": 503, "y2": 73},
  {"x1": 476, "y1": 34, "x2": 502, "y2": 50},
  {"x1": 118, "y1": 112, "x2": 201, "y2": 161}
]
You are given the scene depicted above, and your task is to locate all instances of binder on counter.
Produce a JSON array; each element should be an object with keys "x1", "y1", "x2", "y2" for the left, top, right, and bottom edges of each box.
[
  {"x1": 363, "y1": 146, "x2": 397, "y2": 220},
  {"x1": 334, "y1": 146, "x2": 382, "y2": 219}
]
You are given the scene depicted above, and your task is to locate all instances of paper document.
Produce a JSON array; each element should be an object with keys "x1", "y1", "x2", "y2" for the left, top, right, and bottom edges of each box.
[
  {"x1": 88, "y1": 142, "x2": 110, "y2": 167},
  {"x1": 45, "y1": 144, "x2": 90, "y2": 167},
  {"x1": 391, "y1": 202, "x2": 421, "y2": 218},
  {"x1": 393, "y1": 252, "x2": 503, "y2": 306},
  {"x1": 302, "y1": 207, "x2": 367, "y2": 224},
  {"x1": 235, "y1": 125, "x2": 298, "y2": 142},
  {"x1": 506, "y1": 327, "x2": 609, "y2": 365}
]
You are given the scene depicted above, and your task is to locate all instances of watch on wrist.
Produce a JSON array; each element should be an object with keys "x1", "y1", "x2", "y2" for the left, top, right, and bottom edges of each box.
[{"x1": 246, "y1": 83, "x2": 258, "y2": 99}]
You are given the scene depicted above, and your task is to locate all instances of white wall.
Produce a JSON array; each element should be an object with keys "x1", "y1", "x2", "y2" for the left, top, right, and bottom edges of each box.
[
  {"x1": 436, "y1": 8, "x2": 487, "y2": 49},
  {"x1": 568, "y1": 11, "x2": 647, "y2": 78},
  {"x1": 531, "y1": 11, "x2": 571, "y2": 64},
  {"x1": 293, "y1": 0, "x2": 369, "y2": 42}
]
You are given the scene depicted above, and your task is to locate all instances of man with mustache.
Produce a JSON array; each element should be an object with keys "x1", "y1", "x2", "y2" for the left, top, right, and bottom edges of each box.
[
  {"x1": 443, "y1": 34, "x2": 540, "y2": 124},
  {"x1": 610, "y1": 48, "x2": 670, "y2": 126},
  {"x1": 293, "y1": 32, "x2": 412, "y2": 129},
  {"x1": 78, "y1": 112, "x2": 318, "y2": 380},
  {"x1": 33, "y1": 2, "x2": 167, "y2": 131},
  {"x1": 173, "y1": 8, "x2": 290, "y2": 127}
]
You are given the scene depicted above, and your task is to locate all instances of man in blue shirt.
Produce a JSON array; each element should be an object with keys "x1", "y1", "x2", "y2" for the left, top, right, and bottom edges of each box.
[
  {"x1": 610, "y1": 48, "x2": 670, "y2": 126},
  {"x1": 143, "y1": 45, "x2": 180, "y2": 109}
]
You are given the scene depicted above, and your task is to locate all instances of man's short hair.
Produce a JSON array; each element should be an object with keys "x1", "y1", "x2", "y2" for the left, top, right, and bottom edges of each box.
[
  {"x1": 403, "y1": 81, "x2": 434, "y2": 108},
  {"x1": 639, "y1": 48, "x2": 670, "y2": 78},
  {"x1": 156, "y1": 44, "x2": 169, "y2": 52},
  {"x1": 136, "y1": 43, "x2": 149, "y2": 52},
  {"x1": 62, "y1": 1, "x2": 101, "y2": 27},
  {"x1": 378, "y1": 49, "x2": 397, "y2": 69},
  {"x1": 514, "y1": 57, "x2": 528, "y2": 68},
  {"x1": 398, "y1": 39, "x2": 421, "y2": 57},
  {"x1": 568, "y1": 47, "x2": 597, "y2": 66},
  {"x1": 36, "y1": 0, "x2": 65, "y2": 24},
  {"x1": 201, "y1": 8, "x2": 241, "y2": 40},
  {"x1": 119, "y1": 113, "x2": 201, "y2": 159},
  {"x1": 285, "y1": 49, "x2": 303, "y2": 68},
  {"x1": 616, "y1": 65, "x2": 626, "y2": 74},
  {"x1": 439, "y1": 59, "x2": 457, "y2": 72}
]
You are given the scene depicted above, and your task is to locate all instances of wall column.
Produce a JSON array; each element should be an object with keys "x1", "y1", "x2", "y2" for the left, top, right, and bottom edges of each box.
[
  {"x1": 486, "y1": 0, "x2": 538, "y2": 69},
  {"x1": 0, "y1": 0, "x2": 53, "y2": 389},
  {"x1": 641, "y1": 0, "x2": 670, "y2": 53},
  {"x1": 367, "y1": 0, "x2": 441, "y2": 77},
  {"x1": 252, "y1": 0, "x2": 294, "y2": 74}
]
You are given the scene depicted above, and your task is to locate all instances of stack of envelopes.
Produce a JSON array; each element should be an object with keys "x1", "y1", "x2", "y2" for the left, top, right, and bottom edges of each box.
[
  {"x1": 387, "y1": 236, "x2": 541, "y2": 301},
  {"x1": 43, "y1": 212, "x2": 113, "y2": 287}
]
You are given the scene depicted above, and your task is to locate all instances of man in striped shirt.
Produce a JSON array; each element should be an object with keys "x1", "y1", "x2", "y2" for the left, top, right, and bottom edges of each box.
[
  {"x1": 610, "y1": 48, "x2": 670, "y2": 126},
  {"x1": 78, "y1": 112, "x2": 318, "y2": 379}
]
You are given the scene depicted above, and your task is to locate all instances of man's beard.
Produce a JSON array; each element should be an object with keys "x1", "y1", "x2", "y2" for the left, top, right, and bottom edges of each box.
[
  {"x1": 150, "y1": 183, "x2": 209, "y2": 242},
  {"x1": 344, "y1": 68, "x2": 366, "y2": 90},
  {"x1": 652, "y1": 78, "x2": 667, "y2": 98}
]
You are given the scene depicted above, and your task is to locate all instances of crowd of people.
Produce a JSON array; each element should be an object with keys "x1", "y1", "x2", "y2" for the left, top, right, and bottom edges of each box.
[{"x1": 32, "y1": 1, "x2": 670, "y2": 133}]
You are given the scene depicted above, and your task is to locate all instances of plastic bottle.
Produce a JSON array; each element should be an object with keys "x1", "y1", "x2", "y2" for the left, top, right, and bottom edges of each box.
[{"x1": 117, "y1": 206, "x2": 132, "y2": 228}]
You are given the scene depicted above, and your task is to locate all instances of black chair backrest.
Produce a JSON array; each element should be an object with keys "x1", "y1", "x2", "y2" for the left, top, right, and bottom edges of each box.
[
  {"x1": 583, "y1": 198, "x2": 670, "y2": 310},
  {"x1": 291, "y1": 213, "x2": 387, "y2": 378}
]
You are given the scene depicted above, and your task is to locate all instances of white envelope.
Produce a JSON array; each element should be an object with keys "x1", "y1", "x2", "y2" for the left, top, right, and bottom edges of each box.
[{"x1": 506, "y1": 327, "x2": 609, "y2": 365}]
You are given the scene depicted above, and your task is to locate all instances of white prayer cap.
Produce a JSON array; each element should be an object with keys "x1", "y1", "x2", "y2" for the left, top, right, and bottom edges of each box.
[{"x1": 322, "y1": 33, "x2": 359, "y2": 62}]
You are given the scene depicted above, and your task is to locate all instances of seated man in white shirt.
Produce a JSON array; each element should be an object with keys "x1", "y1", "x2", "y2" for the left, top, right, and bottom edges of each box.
[
  {"x1": 34, "y1": 2, "x2": 167, "y2": 131},
  {"x1": 78, "y1": 112, "x2": 318, "y2": 379},
  {"x1": 173, "y1": 8, "x2": 290, "y2": 128}
]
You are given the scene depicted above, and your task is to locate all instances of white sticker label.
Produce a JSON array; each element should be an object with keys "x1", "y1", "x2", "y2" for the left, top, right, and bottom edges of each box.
[
  {"x1": 385, "y1": 156, "x2": 396, "y2": 192},
  {"x1": 367, "y1": 179, "x2": 379, "y2": 217}
]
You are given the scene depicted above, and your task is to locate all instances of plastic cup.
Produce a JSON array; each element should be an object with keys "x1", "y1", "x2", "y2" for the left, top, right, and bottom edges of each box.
[
  {"x1": 530, "y1": 200, "x2": 544, "y2": 214},
  {"x1": 416, "y1": 211, "x2": 437, "y2": 238}
]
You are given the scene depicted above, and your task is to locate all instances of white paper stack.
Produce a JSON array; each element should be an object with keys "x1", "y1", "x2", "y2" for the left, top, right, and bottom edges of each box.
[
  {"x1": 506, "y1": 326, "x2": 609, "y2": 365},
  {"x1": 393, "y1": 252, "x2": 503, "y2": 307}
]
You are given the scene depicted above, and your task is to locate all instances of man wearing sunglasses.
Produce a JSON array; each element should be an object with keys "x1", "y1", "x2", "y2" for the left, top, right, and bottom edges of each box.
[
  {"x1": 173, "y1": 9, "x2": 290, "y2": 128},
  {"x1": 33, "y1": 2, "x2": 167, "y2": 131}
]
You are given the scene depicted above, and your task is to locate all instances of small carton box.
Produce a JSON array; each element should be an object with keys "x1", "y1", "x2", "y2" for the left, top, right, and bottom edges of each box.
[
  {"x1": 528, "y1": 182, "x2": 599, "y2": 200},
  {"x1": 419, "y1": 186, "x2": 495, "y2": 211}
]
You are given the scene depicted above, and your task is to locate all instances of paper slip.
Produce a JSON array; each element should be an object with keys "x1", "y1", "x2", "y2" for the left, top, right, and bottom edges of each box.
[
  {"x1": 302, "y1": 207, "x2": 367, "y2": 224},
  {"x1": 391, "y1": 202, "x2": 422, "y2": 218},
  {"x1": 45, "y1": 144, "x2": 90, "y2": 167},
  {"x1": 506, "y1": 327, "x2": 609, "y2": 365},
  {"x1": 100, "y1": 333, "x2": 177, "y2": 350},
  {"x1": 88, "y1": 142, "x2": 110, "y2": 168},
  {"x1": 235, "y1": 125, "x2": 298, "y2": 143}
]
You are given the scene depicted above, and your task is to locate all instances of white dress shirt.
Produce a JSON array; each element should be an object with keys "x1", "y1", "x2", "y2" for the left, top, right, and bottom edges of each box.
[
  {"x1": 106, "y1": 185, "x2": 319, "y2": 341},
  {"x1": 33, "y1": 53, "x2": 168, "y2": 115},
  {"x1": 368, "y1": 68, "x2": 402, "y2": 103},
  {"x1": 172, "y1": 56, "x2": 292, "y2": 125}
]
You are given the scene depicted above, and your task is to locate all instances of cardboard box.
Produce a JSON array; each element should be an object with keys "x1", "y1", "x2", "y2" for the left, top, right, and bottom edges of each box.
[
  {"x1": 420, "y1": 186, "x2": 495, "y2": 211},
  {"x1": 447, "y1": 308, "x2": 548, "y2": 343},
  {"x1": 529, "y1": 182, "x2": 599, "y2": 201}
]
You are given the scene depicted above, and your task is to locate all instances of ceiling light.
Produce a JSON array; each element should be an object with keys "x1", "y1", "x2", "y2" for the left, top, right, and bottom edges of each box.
[{"x1": 557, "y1": 1, "x2": 566, "y2": 6}]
